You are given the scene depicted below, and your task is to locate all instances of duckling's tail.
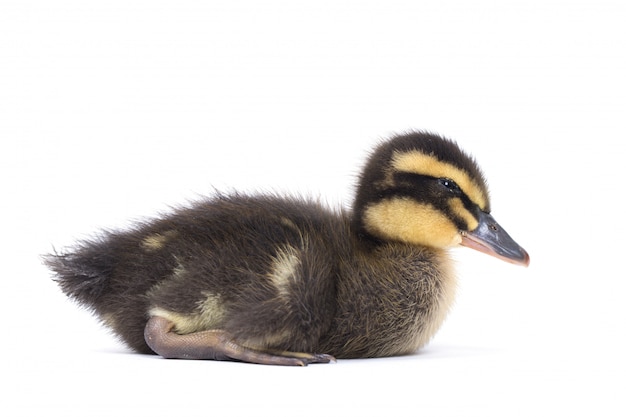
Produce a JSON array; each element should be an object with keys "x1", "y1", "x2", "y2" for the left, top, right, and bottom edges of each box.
[{"x1": 43, "y1": 246, "x2": 113, "y2": 308}]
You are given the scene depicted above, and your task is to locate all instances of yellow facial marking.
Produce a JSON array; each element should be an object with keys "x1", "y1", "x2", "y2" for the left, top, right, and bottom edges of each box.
[
  {"x1": 364, "y1": 198, "x2": 462, "y2": 248},
  {"x1": 448, "y1": 198, "x2": 479, "y2": 231},
  {"x1": 149, "y1": 292, "x2": 225, "y2": 334},
  {"x1": 141, "y1": 230, "x2": 179, "y2": 251},
  {"x1": 269, "y1": 246, "x2": 301, "y2": 297},
  {"x1": 392, "y1": 151, "x2": 487, "y2": 210}
]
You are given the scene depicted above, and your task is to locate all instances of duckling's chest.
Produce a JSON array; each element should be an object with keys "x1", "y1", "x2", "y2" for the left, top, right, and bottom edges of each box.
[{"x1": 324, "y1": 247, "x2": 456, "y2": 358}]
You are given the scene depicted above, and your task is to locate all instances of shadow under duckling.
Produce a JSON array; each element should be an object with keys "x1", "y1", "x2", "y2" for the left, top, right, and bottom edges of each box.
[{"x1": 44, "y1": 131, "x2": 529, "y2": 365}]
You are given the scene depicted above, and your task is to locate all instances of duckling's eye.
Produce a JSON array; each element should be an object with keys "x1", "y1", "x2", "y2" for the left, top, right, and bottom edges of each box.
[{"x1": 439, "y1": 178, "x2": 461, "y2": 193}]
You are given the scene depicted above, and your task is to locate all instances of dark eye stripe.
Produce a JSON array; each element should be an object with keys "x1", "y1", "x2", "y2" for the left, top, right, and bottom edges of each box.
[
  {"x1": 439, "y1": 178, "x2": 461, "y2": 192},
  {"x1": 373, "y1": 174, "x2": 480, "y2": 232}
]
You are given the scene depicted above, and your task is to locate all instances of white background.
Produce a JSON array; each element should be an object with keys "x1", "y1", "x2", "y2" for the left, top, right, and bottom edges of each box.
[{"x1": 1, "y1": 1, "x2": 624, "y2": 416}]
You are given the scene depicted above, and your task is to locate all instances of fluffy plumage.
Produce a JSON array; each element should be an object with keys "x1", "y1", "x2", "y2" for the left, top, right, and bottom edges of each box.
[{"x1": 45, "y1": 131, "x2": 528, "y2": 365}]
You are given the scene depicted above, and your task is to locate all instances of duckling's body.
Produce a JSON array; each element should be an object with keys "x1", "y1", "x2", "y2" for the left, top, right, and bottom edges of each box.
[{"x1": 46, "y1": 132, "x2": 528, "y2": 365}]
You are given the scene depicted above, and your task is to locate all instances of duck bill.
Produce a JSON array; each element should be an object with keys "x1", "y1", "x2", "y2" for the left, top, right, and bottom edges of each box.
[{"x1": 460, "y1": 211, "x2": 530, "y2": 267}]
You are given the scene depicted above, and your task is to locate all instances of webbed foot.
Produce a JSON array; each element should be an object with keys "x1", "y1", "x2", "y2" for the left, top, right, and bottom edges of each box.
[{"x1": 144, "y1": 316, "x2": 335, "y2": 366}]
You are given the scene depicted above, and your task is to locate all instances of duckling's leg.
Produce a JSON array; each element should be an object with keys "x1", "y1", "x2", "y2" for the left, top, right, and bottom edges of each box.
[{"x1": 144, "y1": 316, "x2": 335, "y2": 366}]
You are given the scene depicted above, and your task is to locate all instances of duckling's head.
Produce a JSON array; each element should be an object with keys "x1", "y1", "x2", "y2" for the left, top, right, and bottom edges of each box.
[{"x1": 353, "y1": 131, "x2": 529, "y2": 266}]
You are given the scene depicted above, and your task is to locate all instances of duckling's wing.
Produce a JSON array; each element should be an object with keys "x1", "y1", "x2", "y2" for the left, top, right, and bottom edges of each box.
[{"x1": 142, "y1": 196, "x2": 348, "y2": 359}]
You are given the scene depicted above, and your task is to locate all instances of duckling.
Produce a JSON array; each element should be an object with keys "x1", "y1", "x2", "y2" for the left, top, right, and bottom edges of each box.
[{"x1": 45, "y1": 131, "x2": 529, "y2": 366}]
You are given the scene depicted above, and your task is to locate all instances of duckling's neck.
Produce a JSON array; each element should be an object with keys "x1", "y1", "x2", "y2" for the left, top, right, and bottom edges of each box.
[{"x1": 325, "y1": 232, "x2": 457, "y2": 358}]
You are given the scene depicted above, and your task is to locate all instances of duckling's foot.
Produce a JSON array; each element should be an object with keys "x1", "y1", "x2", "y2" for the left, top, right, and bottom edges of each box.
[{"x1": 144, "y1": 316, "x2": 335, "y2": 366}]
